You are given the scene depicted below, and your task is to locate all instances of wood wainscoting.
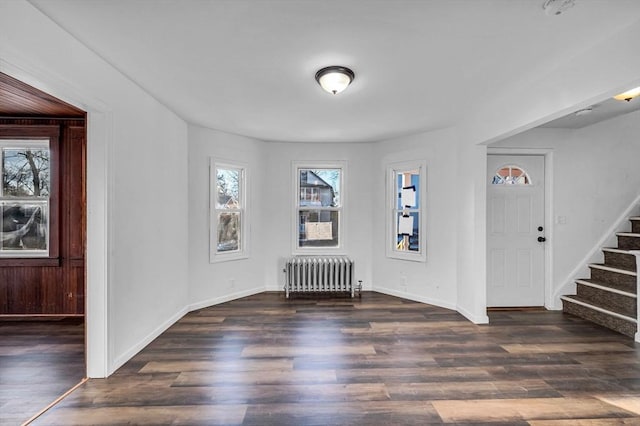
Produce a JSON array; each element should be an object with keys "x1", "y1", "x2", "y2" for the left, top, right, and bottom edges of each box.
[{"x1": 0, "y1": 118, "x2": 86, "y2": 315}]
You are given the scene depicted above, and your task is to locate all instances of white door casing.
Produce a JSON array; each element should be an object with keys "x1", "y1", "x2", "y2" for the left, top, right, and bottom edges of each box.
[{"x1": 487, "y1": 155, "x2": 545, "y2": 307}]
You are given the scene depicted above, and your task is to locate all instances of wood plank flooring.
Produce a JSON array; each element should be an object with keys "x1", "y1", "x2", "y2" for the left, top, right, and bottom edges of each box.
[
  {"x1": 0, "y1": 317, "x2": 84, "y2": 425},
  {"x1": 22, "y1": 292, "x2": 640, "y2": 424}
]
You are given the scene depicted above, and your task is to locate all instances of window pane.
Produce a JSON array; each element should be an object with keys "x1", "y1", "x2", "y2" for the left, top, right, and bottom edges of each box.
[
  {"x1": 1, "y1": 201, "x2": 48, "y2": 252},
  {"x1": 396, "y1": 211, "x2": 419, "y2": 252},
  {"x1": 299, "y1": 169, "x2": 340, "y2": 207},
  {"x1": 298, "y1": 209, "x2": 339, "y2": 248},
  {"x1": 2, "y1": 148, "x2": 50, "y2": 197},
  {"x1": 396, "y1": 169, "x2": 420, "y2": 209},
  {"x1": 491, "y1": 165, "x2": 530, "y2": 185},
  {"x1": 217, "y1": 212, "x2": 240, "y2": 252},
  {"x1": 216, "y1": 168, "x2": 240, "y2": 209}
]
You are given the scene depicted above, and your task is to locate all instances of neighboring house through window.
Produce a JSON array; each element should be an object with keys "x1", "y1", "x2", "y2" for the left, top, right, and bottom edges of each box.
[{"x1": 294, "y1": 162, "x2": 344, "y2": 253}]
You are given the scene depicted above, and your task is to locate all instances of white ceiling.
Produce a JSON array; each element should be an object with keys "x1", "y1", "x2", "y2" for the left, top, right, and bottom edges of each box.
[{"x1": 30, "y1": 0, "x2": 640, "y2": 143}]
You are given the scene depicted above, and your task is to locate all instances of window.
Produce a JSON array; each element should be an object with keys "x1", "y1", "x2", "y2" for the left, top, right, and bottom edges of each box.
[
  {"x1": 1, "y1": 139, "x2": 52, "y2": 257},
  {"x1": 294, "y1": 162, "x2": 344, "y2": 252},
  {"x1": 387, "y1": 160, "x2": 426, "y2": 262},
  {"x1": 210, "y1": 159, "x2": 247, "y2": 262},
  {"x1": 491, "y1": 165, "x2": 531, "y2": 185}
]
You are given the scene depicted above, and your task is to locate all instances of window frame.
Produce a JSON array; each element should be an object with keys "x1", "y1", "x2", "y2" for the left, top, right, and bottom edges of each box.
[
  {"x1": 210, "y1": 158, "x2": 248, "y2": 263},
  {"x1": 386, "y1": 159, "x2": 427, "y2": 262},
  {"x1": 491, "y1": 164, "x2": 532, "y2": 185},
  {"x1": 292, "y1": 161, "x2": 346, "y2": 255},
  {"x1": 0, "y1": 125, "x2": 59, "y2": 266}
]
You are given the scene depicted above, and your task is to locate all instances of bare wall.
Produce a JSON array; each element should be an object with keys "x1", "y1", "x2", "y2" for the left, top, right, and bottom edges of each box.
[{"x1": 1, "y1": 0, "x2": 190, "y2": 375}]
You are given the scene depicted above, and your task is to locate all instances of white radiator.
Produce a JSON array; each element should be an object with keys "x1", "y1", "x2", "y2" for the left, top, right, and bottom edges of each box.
[{"x1": 284, "y1": 256, "x2": 356, "y2": 298}]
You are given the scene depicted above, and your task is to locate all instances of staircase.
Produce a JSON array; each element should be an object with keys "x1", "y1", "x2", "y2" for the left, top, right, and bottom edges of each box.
[{"x1": 561, "y1": 216, "x2": 640, "y2": 337}]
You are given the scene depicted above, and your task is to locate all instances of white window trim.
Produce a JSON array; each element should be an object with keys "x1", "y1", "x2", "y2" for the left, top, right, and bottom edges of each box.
[
  {"x1": 210, "y1": 158, "x2": 249, "y2": 263},
  {"x1": 292, "y1": 160, "x2": 347, "y2": 255},
  {"x1": 0, "y1": 139, "x2": 51, "y2": 258},
  {"x1": 386, "y1": 159, "x2": 427, "y2": 262}
]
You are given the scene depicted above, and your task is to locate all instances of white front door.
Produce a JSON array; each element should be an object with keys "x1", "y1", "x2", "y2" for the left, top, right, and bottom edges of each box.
[{"x1": 487, "y1": 155, "x2": 545, "y2": 307}]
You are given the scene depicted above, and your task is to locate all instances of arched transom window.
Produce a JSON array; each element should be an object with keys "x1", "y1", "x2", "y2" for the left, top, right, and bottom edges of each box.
[{"x1": 491, "y1": 165, "x2": 531, "y2": 185}]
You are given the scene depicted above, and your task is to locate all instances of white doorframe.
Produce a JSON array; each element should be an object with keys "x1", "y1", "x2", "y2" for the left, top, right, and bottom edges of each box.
[
  {"x1": 487, "y1": 147, "x2": 554, "y2": 309},
  {"x1": 1, "y1": 58, "x2": 112, "y2": 377},
  {"x1": 86, "y1": 111, "x2": 112, "y2": 377}
]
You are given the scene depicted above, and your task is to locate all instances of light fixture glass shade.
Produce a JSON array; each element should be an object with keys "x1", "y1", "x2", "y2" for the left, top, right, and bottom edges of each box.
[
  {"x1": 315, "y1": 66, "x2": 354, "y2": 95},
  {"x1": 613, "y1": 86, "x2": 640, "y2": 101}
]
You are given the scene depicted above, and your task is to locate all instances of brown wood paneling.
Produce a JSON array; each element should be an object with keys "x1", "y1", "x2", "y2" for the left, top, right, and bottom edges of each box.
[
  {"x1": 66, "y1": 126, "x2": 86, "y2": 260},
  {"x1": 0, "y1": 72, "x2": 85, "y2": 118},
  {"x1": 0, "y1": 118, "x2": 86, "y2": 315}
]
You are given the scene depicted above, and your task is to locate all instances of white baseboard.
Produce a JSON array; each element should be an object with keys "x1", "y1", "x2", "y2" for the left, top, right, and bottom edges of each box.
[
  {"x1": 265, "y1": 284, "x2": 285, "y2": 292},
  {"x1": 110, "y1": 305, "x2": 188, "y2": 375},
  {"x1": 188, "y1": 286, "x2": 265, "y2": 312},
  {"x1": 373, "y1": 285, "x2": 457, "y2": 311},
  {"x1": 457, "y1": 304, "x2": 490, "y2": 324},
  {"x1": 374, "y1": 286, "x2": 488, "y2": 324},
  {"x1": 110, "y1": 286, "x2": 266, "y2": 374}
]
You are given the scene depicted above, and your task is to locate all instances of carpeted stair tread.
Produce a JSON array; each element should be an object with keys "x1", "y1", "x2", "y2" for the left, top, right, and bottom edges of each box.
[
  {"x1": 589, "y1": 263, "x2": 637, "y2": 276},
  {"x1": 575, "y1": 279, "x2": 636, "y2": 297},
  {"x1": 562, "y1": 296, "x2": 636, "y2": 337}
]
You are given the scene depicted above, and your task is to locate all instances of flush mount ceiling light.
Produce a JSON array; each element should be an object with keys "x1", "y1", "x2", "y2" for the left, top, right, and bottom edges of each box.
[
  {"x1": 542, "y1": 0, "x2": 576, "y2": 16},
  {"x1": 315, "y1": 66, "x2": 355, "y2": 95},
  {"x1": 613, "y1": 87, "x2": 640, "y2": 102}
]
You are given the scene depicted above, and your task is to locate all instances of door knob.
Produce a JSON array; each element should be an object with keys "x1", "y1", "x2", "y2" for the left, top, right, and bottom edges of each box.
[
  {"x1": 537, "y1": 236, "x2": 546, "y2": 242},
  {"x1": 538, "y1": 226, "x2": 544, "y2": 232}
]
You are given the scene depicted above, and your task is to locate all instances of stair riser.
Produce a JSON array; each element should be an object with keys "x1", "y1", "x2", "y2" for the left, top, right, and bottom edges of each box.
[
  {"x1": 590, "y1": 268, "x2": 637, "y2": 289},
  {"x1": 604, "y1": 251, "x2": 638, "y2": 272},
  {"x1": 576, "y1": 284, "x2": 636, "y2": 318},
  {"x1": 562, "y1": 299, "x2": 636, "y2": 337},
  {"x1": 618, "y1": 235, "x2": 640, "y2": 250},
  {"x1": 632, "y1": 219, "x2": 640, "y2": 234}
]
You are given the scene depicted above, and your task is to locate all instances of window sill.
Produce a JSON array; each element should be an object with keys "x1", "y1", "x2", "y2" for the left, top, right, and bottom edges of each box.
[
  {"x1": 210, "y1": 253, "x2": 249, "y2": 264},
  {"x1": 0, "y1": 257, "x2": 61, "y2": 267},
  {"x1": 386, "y1": 252, "x2": 426, "y2": 263}
]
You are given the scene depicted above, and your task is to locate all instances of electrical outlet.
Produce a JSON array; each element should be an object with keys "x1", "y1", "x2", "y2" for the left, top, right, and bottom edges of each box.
[{"x1": 400, "y1": 274, "x2": 408, "y2": 290}]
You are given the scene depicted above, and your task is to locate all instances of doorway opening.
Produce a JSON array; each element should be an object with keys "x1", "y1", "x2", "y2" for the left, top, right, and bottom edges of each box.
[{"x1": 0, "y1": 71, "x2": 87, "y2": 424}]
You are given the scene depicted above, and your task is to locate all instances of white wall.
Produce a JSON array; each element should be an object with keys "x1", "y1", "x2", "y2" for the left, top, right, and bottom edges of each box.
[
  {"x1": 371, "y1": 128, "x2": 460, "y2": 311},
  {"x1": 186, "y1": 135, "x2": 376, "y2": 303},
  {"x1": 262, "y1": 142, "x2": 375, "y2": 290},
  {"x1": 454, "y1": 141, "x2": 489, "y2": 323},
  {"x1": 490, "y1": 109, "x2": 640, "y2": 307},
  {"x1": 187, "y1": 125, "x2": 267, "y2": 307},
  {"x1": 1, "y1": 0, "x2": 189, "y2": 375}
]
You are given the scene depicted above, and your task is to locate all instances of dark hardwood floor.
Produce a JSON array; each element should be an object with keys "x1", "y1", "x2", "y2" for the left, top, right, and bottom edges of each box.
[
  {"x1": 0, "y1": 317, "x2": 84, "y2": 426},
  {"x1": 20, "y1": 292, "x2": 640, "y2": 424}
]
